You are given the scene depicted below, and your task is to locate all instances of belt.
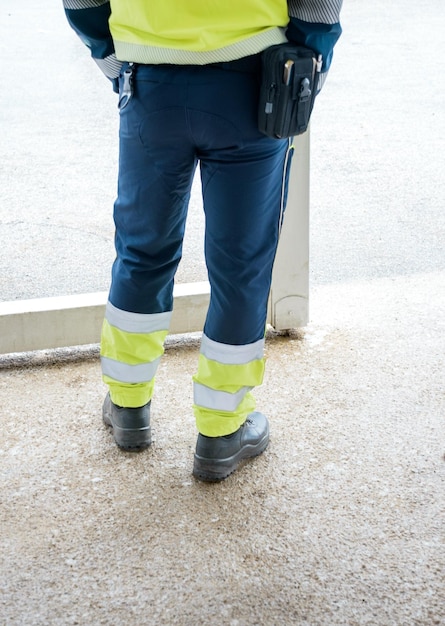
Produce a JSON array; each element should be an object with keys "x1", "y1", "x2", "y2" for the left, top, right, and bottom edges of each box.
[{"x1": 209, "y1": 53, "x2": 262, "y2": 74}]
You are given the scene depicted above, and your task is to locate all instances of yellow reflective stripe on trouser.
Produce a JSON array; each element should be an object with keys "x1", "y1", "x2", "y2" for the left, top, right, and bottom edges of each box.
[
  {"x1": 193, "y1": 334, "x2": 265, "y2": 437},
  {"x1": 100, "y1": 302, "x2": 171, "y2": 408}
]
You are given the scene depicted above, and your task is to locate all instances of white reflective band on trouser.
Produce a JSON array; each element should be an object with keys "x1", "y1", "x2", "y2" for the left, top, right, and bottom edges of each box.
[
  {"x1": 101, "y1": 356, "x2": 161, "y2": 384},
  {"x1": 200, "y1": 333, "x2": 264, "y2": 365},
  {"x1": 105, "y1": 301, "x2": 172, "y2": 334},
  {"x1": 194, "y1": 383, "x2": 253, "y2": 412}
]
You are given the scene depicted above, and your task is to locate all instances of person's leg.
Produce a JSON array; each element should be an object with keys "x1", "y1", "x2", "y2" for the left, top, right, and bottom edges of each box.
[
  {"x1": 185, "y1": 60, "x2": 293, "y2": 480},
  {"x1": 101, "y1": 65, "x2": 197, "y2": 419},
  {"x1": 192, "y1": 133, "x2": 293, "y2": 478},
  {"x1": 193, "y1": 137, "x2": 292, "y2": 437},
  {"x1": 185, "y1": 62, "x2": 293, "y2": 439}
]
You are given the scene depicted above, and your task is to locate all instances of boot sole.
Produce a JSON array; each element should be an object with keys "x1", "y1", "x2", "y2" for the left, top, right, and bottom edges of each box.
[{"x1": 192, "y1": 434, "x2": 269, "y2": 482}]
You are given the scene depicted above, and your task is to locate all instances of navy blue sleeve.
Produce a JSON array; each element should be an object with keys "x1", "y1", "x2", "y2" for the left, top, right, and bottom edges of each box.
[
  {"x1": 286, "y1": 18, "x2": 342, "y2": 72},
  {"x1": 63, "y1": 1, "x2": 122, "y2": 90},
  {"x1": 64, "y1": 3, "x2": 114, "y2": 60}
]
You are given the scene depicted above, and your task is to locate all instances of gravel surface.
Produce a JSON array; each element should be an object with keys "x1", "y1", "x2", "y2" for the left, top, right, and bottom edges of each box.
[{"x1": 1, "y1": 274, "x2": 444, "y2": 625}]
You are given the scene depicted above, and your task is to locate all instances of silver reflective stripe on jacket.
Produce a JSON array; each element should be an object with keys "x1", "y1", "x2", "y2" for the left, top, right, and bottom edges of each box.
[
  {"x1": 63, "y1": 0, "x2": 108, "y2": 9},
  {"x1": 288, "y1": 0, "x2": 343, "y2": 24},
  {"x1": 94, "y1": 54, "x2": 122, "y2": 79}
]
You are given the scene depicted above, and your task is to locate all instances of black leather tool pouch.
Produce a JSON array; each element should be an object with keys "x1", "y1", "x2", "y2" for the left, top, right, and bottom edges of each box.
[{"x1": 258, "y1": 43, "x2": 321, "y2": 139}]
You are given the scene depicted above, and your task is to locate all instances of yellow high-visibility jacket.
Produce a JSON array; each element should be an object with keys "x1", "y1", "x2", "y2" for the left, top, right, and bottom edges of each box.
[
  {"x1": 109, "y1": 0, "x2": 289, "y2": 65},
  {"x1": 63, "y1": 0, "x2": 342, "y2": 86}
]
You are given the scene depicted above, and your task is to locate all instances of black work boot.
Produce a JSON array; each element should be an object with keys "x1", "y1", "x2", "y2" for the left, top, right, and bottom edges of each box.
[
  {"x1": 193, "y1": 412, "x2": 269, "y2": 482},
  {"x1": 102, "y1": 392, "x2": 152, "y2": 451}
]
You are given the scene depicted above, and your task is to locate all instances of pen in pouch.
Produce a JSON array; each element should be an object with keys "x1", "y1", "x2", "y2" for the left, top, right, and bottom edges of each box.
[{"x1": 283, "y1": 59, "x2": 294, "y2": 85}]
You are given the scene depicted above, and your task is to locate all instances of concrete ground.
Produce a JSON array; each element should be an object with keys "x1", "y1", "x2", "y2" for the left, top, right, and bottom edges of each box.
[
  {"x1": 1, "y1": 274, "x2": 444, "y2": 625},
  {"x1": 1, "y1": 0, "x2": 445, "y2": 624}
]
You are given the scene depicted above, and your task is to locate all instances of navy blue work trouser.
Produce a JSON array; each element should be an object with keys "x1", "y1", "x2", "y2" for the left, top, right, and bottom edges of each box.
[{"x1": 110, "y1": 58, "x2": 292, "y2": 346}]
